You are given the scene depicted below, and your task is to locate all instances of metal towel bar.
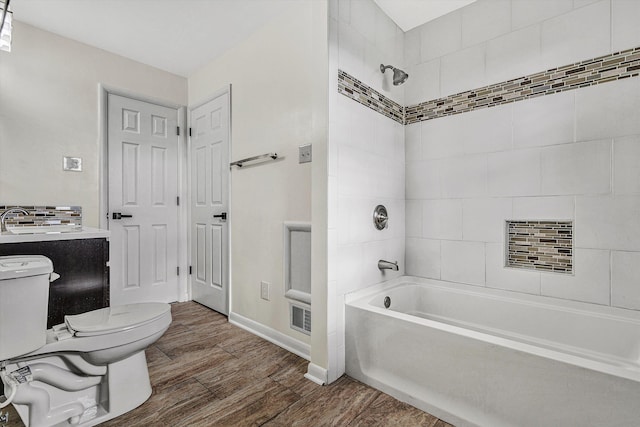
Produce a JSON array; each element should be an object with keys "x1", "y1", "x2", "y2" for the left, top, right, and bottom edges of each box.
[{"x1": 230, "y1": 152, "x2": 278, "y2": 168}]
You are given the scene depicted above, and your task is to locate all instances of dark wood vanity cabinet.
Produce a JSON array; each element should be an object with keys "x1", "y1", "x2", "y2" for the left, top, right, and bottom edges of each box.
[{"x1": 0, "y1": 238, "x2": 109, "y2": 328}]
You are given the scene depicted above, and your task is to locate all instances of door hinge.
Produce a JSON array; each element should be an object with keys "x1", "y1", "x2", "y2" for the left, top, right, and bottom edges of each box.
[
  {"x1": 177, "y1": 196, "x2": 180, "y2": 206},
  {"x1": 177, "y1": 266, "x2": 180, "y2": 276},
  {"x1": 177, "y1": 126, "x2": 180, "y2": 136},
  {"x1": 189, "y1": 266, "x2": 192, "y2": 275},
  {"x1": 189, "y1": 128, "x2": 192, "y2": 137}
]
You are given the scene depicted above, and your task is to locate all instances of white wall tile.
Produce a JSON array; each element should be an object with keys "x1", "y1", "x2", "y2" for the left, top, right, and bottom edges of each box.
[
  {"x1": 337, "y1": 243, "x2": 364, "y2": 294},
  {"x1": 350, "y1": 0, "x2": 376, "y2": 41},
  {"x1": 613, "y1": 135, "x2": 640, "y2": 195},
  {"x1": 441, "y1": 240, "x2": 486, "y2": 286},
  {"x1": 405, "y1": 123, "x2": 421, "y2": 161},
  {"x1": 540, "y1": 248, "x2": 610, "y2": 305},
  {"x1": 486, "y1": 243, "x2": 541, "y2": 294},
  {"x1": 540, "y1": 140, "x2": 612, "y2": 195},
  {"x1": 462, "y1": 198, "x2": 513, "y2": 243},
  {"x1": 338, "y1": 21, "x2": 365, "y2": 79},
  {"x1": 422, "y1": 199, "x2": 463, "y2": 240},
  {"x1": 405, "y1": 159, "x2": 441, "y2": 200},
  {"x1": 540, "y1": 0, "x2": 611, "y2": 70},
  {"x1": 440, "y1": 44, "x2": 487, "y2": 97},
  {"x1": 488, "y1": 148, "x2": 541, "y2": 197},
  {"x1": 611, "y1": 250, "x2": 640, "y2": 309},
  {"x1": 576, "y1": 77, "x2": 640, "y2": 141},
  {"x1": 406, "y1": 199, "x2": 422, "y2": 238},
  {"x1": 461, "y1": 0, "x2": 511, "y2": 48},
  {"x1": 404, "y1": 27, "x2": 421, "y2": 68},
  {"x1": 420, "y1": 10, "x2": 462, "y2": 63},
  {"x1": 421, "y1": 115, "x2": 465, "y2": 159},
  {"x1": 513, "y1": 91, "x2": 575, "y2": 149},
  {"x1": 405, "y1": 59, "x2": 440, "y2": 106},
  {"x1": 441, "y1": 154, "x2": 488, "y2": 198},
  {"x1": 512, "y1": 0, "x2": 574, "y2": 30},
  {"x1": 406, "y1": 238, "x2": 441, "y2": 279},
  {"x1": 575, "y1": 195, "x2": 640, "y2": 251},
  {"x1": 612, "y1": 0, "x2": 640, "y2": 52},
  {"x1": 512, "y1": 196, "x2": 575, "y2": 220},
  {"x1": 462, "y1": 104, "x2": 513, "y2": 155},
  {"x1": 486, "y1": 24, "x2": 541, "y2": 86}
]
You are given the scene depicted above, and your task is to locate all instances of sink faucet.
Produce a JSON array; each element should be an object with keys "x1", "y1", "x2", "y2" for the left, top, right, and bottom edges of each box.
[
  {"x1": 1, "y1": 208, "x2": 30, "y2": 232},
  {"x1": 378, "y1": 259, "x2": 399, "y2": 271}
]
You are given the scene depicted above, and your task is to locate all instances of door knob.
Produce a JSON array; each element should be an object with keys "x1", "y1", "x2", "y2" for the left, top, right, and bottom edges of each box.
[
  {"x1": 112, "y1": 212, "x2": 133, "y2": 220},
  {"x1": 213, "y1": 212, "x2": 227, "y2": 221}
]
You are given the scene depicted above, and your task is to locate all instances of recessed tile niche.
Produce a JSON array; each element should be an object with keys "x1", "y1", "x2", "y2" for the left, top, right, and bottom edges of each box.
[{"x1": 506, "y1": 220, "x2": 573, "y2": 274}]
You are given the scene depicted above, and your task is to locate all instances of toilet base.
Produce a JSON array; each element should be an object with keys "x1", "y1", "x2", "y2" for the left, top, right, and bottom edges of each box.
[{"x1": 10, "y1": 350, "x2": 152, "y2": 427}]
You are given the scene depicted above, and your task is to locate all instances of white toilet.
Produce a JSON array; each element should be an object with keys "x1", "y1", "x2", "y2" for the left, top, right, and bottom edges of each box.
[{"x1": 0, "y1": 255, "x2": 172, "y2": 427}]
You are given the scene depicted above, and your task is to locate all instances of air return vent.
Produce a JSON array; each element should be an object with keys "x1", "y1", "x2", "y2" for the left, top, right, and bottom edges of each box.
[{"x1": 290, "y1": 303, "x2": 311, "y2": 335}]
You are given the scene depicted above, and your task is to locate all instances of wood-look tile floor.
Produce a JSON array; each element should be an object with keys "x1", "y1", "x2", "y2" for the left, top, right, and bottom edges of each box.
[{"x1": 2, "y1": 302, "x2": 454, "y2": 426}]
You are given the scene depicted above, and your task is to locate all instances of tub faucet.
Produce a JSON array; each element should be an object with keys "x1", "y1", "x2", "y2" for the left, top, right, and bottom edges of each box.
[
  {"x1": 0, "y1": 208, "x2": 30, "y2": 232},
  {"x1": 378, "y1": 259, "x2": 399, "y2": 271}
]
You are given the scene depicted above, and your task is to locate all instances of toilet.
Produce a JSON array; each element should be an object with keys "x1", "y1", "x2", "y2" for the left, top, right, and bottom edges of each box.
[{"x1": 0, "y1": 255, "x2": 172, "y2": 427}]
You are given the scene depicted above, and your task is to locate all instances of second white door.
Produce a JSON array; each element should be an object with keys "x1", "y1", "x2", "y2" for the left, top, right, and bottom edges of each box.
[{"x1": 190, "y1": 91, "x2": 230, "y2": 315}]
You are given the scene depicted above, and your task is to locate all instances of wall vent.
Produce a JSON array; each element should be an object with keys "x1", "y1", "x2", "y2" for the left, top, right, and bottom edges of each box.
[{"x1": 290, "y1": 303, "x2": 311, "y2": 335}]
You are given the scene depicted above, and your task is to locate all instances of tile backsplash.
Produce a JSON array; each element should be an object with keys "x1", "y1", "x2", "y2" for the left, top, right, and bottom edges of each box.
[
  {"x1": 0, "y1": 206, "x2": 82, "y2": 229},
  {"x1": 507, "y1": 220, "x2": 573, "y2": 274}
]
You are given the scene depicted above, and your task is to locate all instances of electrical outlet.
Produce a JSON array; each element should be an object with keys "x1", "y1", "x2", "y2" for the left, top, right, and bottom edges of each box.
[
  {"x1": 298, "y1": 144, "x2": 312, "y2": 164},
  {"x1": 260, "y1": 281, "x2": 270, "y2": 301}
]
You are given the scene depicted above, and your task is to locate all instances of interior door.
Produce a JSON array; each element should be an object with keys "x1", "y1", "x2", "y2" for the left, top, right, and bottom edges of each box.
[
  {"x1": 190, "y1": 91, "x2": 230, "y2": 315},
  {"x1": 108, "y1": 93, "x2": 180, "y2": 305}
]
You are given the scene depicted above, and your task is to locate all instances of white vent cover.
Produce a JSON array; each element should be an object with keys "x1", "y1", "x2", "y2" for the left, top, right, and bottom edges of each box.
[{"x1": 290, "y1": 303, "x2": 311, "y2": 335}]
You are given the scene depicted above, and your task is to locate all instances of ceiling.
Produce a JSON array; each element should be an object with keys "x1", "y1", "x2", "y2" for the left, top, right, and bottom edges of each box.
[
  {"x1": 373, "y1": 0, "x2": 476, "y2": 32},
  {"x1": 12, "y1": 0, "x2": 475, "y2": 77}
]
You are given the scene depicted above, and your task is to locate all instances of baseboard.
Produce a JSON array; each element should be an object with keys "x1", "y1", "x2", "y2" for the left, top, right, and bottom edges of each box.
[
  {"x1": 304, "y1": 363, "x2": 327, "y2": 385},
  {"x1": 228, "y1": 311, "x2": 310, "y2": 361}
]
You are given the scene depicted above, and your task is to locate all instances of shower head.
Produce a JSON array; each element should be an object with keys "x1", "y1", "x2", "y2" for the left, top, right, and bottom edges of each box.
[{"x1": 380, "y1": 64, "x2": 409, "y2": 86}]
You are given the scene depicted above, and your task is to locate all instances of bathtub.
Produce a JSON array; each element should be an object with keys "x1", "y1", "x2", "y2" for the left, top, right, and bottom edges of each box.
[{"x1": 345, "y1": 277, "x2": 640, "y2": 427}]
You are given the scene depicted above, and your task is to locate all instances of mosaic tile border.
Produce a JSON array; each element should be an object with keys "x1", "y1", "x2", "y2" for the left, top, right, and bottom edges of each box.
[
  {"x1": 406, "y1": 46, "x2": 640, "y2": 124},
  {"x1": 0, "y1": 205, "x2": 82, "y2": 229},
  {"x1": 506, "y1": 220, "x2": 573, "y2": 274},
  {"x1": 338, "y1": 70, "x2": 404, "y2": 124}
]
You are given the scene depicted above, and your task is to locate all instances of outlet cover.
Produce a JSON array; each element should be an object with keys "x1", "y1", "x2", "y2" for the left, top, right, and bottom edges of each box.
[
  {"x1": 260, "y1": 281, "x2": 270, "y2": 301},
  {"x1": 63, "y1": 156, "x2": 82, "y2": 172},
  {"x1": 298, "y1": 144, "x2": 312, "y2": 164}
]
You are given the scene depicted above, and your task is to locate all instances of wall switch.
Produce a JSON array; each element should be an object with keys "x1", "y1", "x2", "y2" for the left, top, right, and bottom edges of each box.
[
  {"x1": 63, "y1": 156, "x2": 82, "y2": 172},
  {"x1": 298, "y1": 144, "x2": 312, "y2": 164},
  {"x1": 260, "y1": 281, "x2": 270, "y2": 301}
]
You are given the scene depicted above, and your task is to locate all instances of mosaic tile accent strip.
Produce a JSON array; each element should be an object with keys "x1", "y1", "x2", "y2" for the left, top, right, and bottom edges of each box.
[
  {"x1": 507, "y1": 220, "x2": 572, "y2": 274},
  {"x1": 338, "y1": 70, "x2": 404, "y2": 124},
  {"x1": 0, "y1": 206, "x2": 82, "y2": 230},
  {"x1": 406, "y1": 46, "x2": 640, "y2": 124}
]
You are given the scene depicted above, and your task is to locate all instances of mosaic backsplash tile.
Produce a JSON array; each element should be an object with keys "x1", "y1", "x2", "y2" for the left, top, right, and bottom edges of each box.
[
  {"x1": 338, "y1": 70, "x2": 404, "y2": 124},
  {"x1": 507, "y1": 220, "x2": 572, "y2": 274},
  {"x1": 338, "y1": 46, "x2": 640, "y2": 126},
  {"x1": 0, "y1": 206, "x2": 82, "y2": 229},
  {"x1": 405, "y1": 46, "x2": 640, "y2": 125}
]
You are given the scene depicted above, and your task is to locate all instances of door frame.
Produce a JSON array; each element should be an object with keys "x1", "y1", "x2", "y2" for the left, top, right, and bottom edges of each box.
[
  {"x1": 187, "y1": 84, "x2": 232, "y2": 308},
  {"x1": 98, "y1": 84, "x2": 189, "y2": 302}
]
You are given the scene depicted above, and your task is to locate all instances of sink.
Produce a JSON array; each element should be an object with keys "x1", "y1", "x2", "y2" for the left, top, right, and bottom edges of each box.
[{"x1": 5, "y1": 225, "x2": 81, "y2": 235}]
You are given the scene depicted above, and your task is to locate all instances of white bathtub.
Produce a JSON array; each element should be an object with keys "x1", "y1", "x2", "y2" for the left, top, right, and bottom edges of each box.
[{"x1": 345, "y1": 277, "x2": 640, "y2": 427}]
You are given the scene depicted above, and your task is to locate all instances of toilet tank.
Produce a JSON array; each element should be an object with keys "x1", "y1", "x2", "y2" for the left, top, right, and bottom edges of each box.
[{"x1": 0, "y1": 255, "x2": 53, "y2": 361}]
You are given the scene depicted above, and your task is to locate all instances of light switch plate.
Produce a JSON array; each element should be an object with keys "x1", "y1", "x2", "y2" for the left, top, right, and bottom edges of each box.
[
  {"x1": 298, "y1": 144, "x2": 312, "y2": 164},
  {"x1": 260, "y1": 281, "x2": 270, "y2": 301},
  {"x1": 63, "y1": 157, "x2": 82, "y2": 172}
]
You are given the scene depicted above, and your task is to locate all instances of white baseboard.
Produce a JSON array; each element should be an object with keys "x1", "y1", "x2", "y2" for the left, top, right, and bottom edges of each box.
[
  {"x1": 228, "y1": 311, "x2": 310, "y2": 361},
  {"x1": 304, "y1": 363, "x2": 327, "y2": 385}
]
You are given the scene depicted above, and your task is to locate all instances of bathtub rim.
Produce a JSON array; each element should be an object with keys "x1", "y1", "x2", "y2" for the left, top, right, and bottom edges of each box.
[{"x1": 345, "y1": 276, "x2": 640, "y2": 383}]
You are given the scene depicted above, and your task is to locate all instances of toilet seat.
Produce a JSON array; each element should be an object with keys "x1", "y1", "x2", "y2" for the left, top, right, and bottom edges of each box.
[{"x1": 65, "y1": 303, "x2": 170, "y2": 337}]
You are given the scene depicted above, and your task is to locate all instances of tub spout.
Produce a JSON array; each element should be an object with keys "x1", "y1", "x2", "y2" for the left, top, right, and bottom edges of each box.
[{"x1": 378, "y1": 260, "x2": 399, "y2": 271}]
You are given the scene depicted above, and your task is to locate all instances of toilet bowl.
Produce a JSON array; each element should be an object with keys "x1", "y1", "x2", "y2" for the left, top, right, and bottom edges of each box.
[{"x1": 0, "y1": 255, "x2": 172, "y2": 427}]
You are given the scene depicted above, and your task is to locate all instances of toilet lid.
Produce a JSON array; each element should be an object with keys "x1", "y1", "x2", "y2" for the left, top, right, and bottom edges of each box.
[{"x1": 65, "y1": 303, "x2": 170, "y2": 337}]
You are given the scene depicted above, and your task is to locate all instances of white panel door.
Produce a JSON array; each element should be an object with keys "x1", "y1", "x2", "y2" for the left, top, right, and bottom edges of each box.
[
  {"x1": 190, "y1": 92, "x2": 229, "y2": 315},
  {"x1": 108, "y1": 94, "x2": 179, "y2": 305}
]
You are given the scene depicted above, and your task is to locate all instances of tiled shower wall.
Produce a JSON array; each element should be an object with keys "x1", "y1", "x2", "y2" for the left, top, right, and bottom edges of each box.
[
  {"x1": 327, "y1": 0, "x2": 405, "y2": 383},
  {"x1": 405, "y1": 0, "x2": 640, "y2": 309}
]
